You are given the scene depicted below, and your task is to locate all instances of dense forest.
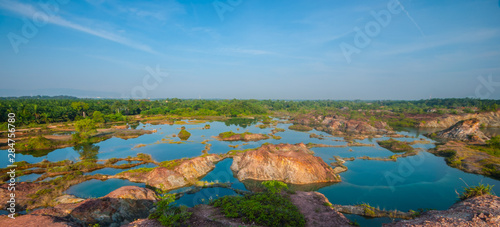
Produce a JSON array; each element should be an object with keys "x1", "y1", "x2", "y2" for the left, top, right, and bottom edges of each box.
[{"x1": 0, "y1": 96, "x2": 499, "y2": 127}]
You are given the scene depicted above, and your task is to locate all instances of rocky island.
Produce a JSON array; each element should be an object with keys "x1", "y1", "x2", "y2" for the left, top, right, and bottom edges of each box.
[
  {"x1": 231, "y1": 143, "x2": 341, "y2": 184},
  {"x1": 215, "y1": 131, "x2": 270, "y2": 142}
]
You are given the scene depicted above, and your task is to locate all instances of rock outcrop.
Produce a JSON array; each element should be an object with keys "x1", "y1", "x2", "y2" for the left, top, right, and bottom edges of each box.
[
  {"x1": 418, "y1": 111, "x2": 500, "y2": 128},
  {"x1": 289, "y1": 191, "x2": 353, "y2": 227},
  {"x1": 0, "y1": 186, "x2": 158, "y2": 227},
  {"x1": 231, "y1": 143, "x2": 341, "y2": 184},
  {"x1": 385, "y1": 195, "x2": 500, "y2": 227},
  {"x1": 115, "y1": 154, "x2": 222, "y2": 190},
  {"x1": 293, "y1": 114, "x2": 390, "y2": 136},
  {"x1": 433, "y1": 118, "x2": 489, "y2": 143},
  {"x1": 0, "y1": 214, "x2": 78, "y2": 227}
]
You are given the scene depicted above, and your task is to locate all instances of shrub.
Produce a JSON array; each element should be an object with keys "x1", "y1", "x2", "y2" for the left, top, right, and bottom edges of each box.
[
  {"x1": 288, "y1": 124, "x2": 312, "y2": 132},
  {"x1": 177, "y1": 129, "x2": 191, "y2": 140},
  {"x1": 212, "y1": 192, "x2": 305, "y2": 227},
  {"x1": 262, "y1": 180, "x2": 288, "y2": 194},
  {"x1": 377, "y1": 139, "x2": 413, "y2": 153},
  {"x1": 149, "y1": 193, "x2": 192, "y2": 226},
  {"x1": 74, "y1": 118, "x2": 97, "y2": 139},
  {"x1": 219, "y1": 131, "x2": 236, "y2": 139},
  {"x1": 458, "y1": 183, "x2": 494, "y2": 200},
  {"x1": 17, "y1": 136, "x2": 55, "y2": 151}
]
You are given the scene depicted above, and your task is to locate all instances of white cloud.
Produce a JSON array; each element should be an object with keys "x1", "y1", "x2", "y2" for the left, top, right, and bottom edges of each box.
[{"x1": 0, "y1": 0, "x2": 158, "y2": 54}]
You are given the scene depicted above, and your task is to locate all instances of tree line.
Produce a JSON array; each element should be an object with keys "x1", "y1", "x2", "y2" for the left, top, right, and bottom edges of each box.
[{"x1": 0, "y1": 96, "x2": 499, "y2": 126}]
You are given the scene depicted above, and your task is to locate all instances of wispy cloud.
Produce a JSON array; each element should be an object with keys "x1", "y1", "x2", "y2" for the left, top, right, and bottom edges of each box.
[
  {"x1": 378, "y1": 28, "x2": 500, "y2": 56},
  {"x1": 0, "y1": 0, "x2": 157, "y2": 54},
  {"x1": 397, "y1": 0, "x2": 425, "y2": 37}
]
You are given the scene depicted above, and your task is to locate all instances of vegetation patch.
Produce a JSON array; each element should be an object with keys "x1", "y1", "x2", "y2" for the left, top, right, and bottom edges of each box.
[
  {"x1": 159, "y1": 158, "x2": 186, "y2": 170},
  {"x1": 211, "y1": 181, "x2": 305, "y2": 227},
  {"x1": 377, "y1": 139, "x2": 414, "y2": 153},
  {"x1": 149, "y1": 193, "x2": 192, "y2": 226},
  {"x1": 219, "y1": 131, "x2": 237, "y2": 139},
  {"x1": 288, "y1": 124, "x2": 312, "y2": 132},
  {"x1": 17, "y1": 136, "x2": 57, "y2": 152},
  {"x1": 458, "y1": 183, "x2": 494, "y2": 200},
  {"x1": 177, "y1": 127, "x2": 191, "y2": 140}
]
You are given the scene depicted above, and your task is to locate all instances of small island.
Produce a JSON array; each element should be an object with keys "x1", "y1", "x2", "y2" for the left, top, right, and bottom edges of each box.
[{"x1": 216, "y1": 131, "x2": 269, "y2": 142}]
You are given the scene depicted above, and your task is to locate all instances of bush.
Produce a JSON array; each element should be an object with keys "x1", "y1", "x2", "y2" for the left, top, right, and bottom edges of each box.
[
  {"x1": 17, "y1": 136, "x2": 55, "y2": 151},
  {"x1": 487, "y1": 136, "x2": 500, "y2": 149},
  {"x1": 0, "y1": 122, "x2": 7, "y2": 131},
  {"x1": 377, "y1": 139, "x2": 413, "y2": 153},
  {"x1": 262, "y1": 180, "x2": 288, "y2": 194},
  {"x1": 212, "y1": 192, "x2": 305, "y2": 227},
  {"x1": 74, "y1": 118, "x2": 97, "y2": 139},
  {"x1": 459, "y1": 183, "x2": 494, "y2": 200},
  {"x1": 177, "y1": 129, "x2": 191, "y2": 140},
  {"x1": 149, "y1": 193, "x2": 192, "y2": 226},
  {"x1": 219, "y1": 131, "x2": 236, "y2": 139},
  {"x1": 288, "y1": 124, "x2": 312, "y2": 132}
]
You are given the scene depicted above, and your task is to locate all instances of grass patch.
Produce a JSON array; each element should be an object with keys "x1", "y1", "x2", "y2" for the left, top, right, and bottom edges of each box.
[
  {"x1": 159, "y1": 159, "x2": 185, "y2": 170},
  {"x1": 219, "y1": 131, "x2": 237, "y2": 139},
  {"x1": 17, "y1": 136, "x2": 56, "y2": 152},
  {"x1": 149, "y1": 193, "x2": 192, "y2": 226},
  {"x1": 273, "y1": 128, "x2": 285, "y2": 133},
  {"x1": 468, "y1": 145, "x2": 500, "y2": 157},
  {"x1": 482, "y1": 163, "x2": 500, "y2": 179},
  {"x1": 137, "y1": 153, "x2": 153, "y2": 161},
  {"x1": 177, "y1": 128, "x2": 191, "y2": 140},
  {"x1": 288, "y1": 124, "x2": 312, "y2": 132},
  {"x1": 120, "y1": 167, "x2": 154, "y2": 174},
  {"x1": 377, "y1": 139, "x2": 414, "y2": 153}
]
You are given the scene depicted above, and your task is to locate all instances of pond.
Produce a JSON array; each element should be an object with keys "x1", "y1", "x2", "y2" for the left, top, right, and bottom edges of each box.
[{"x1": 4, "y1": 119, "x2": 500, "y2": 226}]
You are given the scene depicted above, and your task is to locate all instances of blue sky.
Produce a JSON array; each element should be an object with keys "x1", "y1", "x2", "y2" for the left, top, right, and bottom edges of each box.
[{"x1": 0, "y1": 0, "x2": 499, "y2": 99}]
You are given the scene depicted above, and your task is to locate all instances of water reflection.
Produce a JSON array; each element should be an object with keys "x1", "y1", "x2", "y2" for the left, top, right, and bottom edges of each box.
[
  {"x1": 73, "y1": 143, "x2": 99, "y2": 161},
  {"x1": 224, "y1": 118, "x2": 259, "y2": 128}
]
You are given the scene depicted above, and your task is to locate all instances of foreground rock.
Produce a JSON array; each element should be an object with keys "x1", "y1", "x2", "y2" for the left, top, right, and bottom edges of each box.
[
  {"x1": 0, "y1": 214, "x2": 78, "y2": 227},
  {"x1": 385, "y1": 195, "x2": 500, "y2": 227},
  {"x1": 126, "y1": 191, "x2": 354, "y2": 227},
  {"x1": 289, "y1": 191, "x2": 353, "y2": 227},
  {"x1": 0, "y1": 186, "x2": 158, "y2": 227},
  {"x1": 432, "y1": 118, "x2": 489, "y2": 143},
  {"x1": 231, "y1": 143, "x2": 341, "y2": 184},
  {"x1": 0, "y1": 182, "x2": 41, "y2": 210},
  {"x1": 115, "y1": 154, "x2": 222, "y2": 190}
]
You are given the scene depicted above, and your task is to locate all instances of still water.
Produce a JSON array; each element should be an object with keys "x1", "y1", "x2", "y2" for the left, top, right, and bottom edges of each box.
[{"x1": 4, "y1": 119, "x2": 500, "y2": 226}]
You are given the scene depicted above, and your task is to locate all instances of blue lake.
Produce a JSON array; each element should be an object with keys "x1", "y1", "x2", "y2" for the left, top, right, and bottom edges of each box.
[{"x1": 3, "y1": 119, "x2": 500, "y2": 227}]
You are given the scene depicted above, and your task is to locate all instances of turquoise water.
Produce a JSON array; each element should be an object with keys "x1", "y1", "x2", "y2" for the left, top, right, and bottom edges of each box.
[
  {"x1": 3, "y1": 119, "x2": 500, "y2": 226},
  {"x1": 17, "y1": 173, "x2": 42, "y2": 182},
  {"x1": 65, "y1": 179, "x2": 145, "y2": 198}
]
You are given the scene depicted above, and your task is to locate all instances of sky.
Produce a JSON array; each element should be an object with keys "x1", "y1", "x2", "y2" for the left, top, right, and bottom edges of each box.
[{"x1": 0, "y1": 0, "x2": 499, "y2": 100}]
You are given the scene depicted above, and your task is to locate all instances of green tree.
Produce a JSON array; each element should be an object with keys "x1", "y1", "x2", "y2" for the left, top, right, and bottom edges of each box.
[
  {"x1": 92, "y1": 111, "x2": 105, "y2": 123},
  {"x1": 71, "y1": 101, "x2": 90, "y2": 117},
  {"x1": 74, "y1": 118, "x2": 97, "y2": 139}
]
